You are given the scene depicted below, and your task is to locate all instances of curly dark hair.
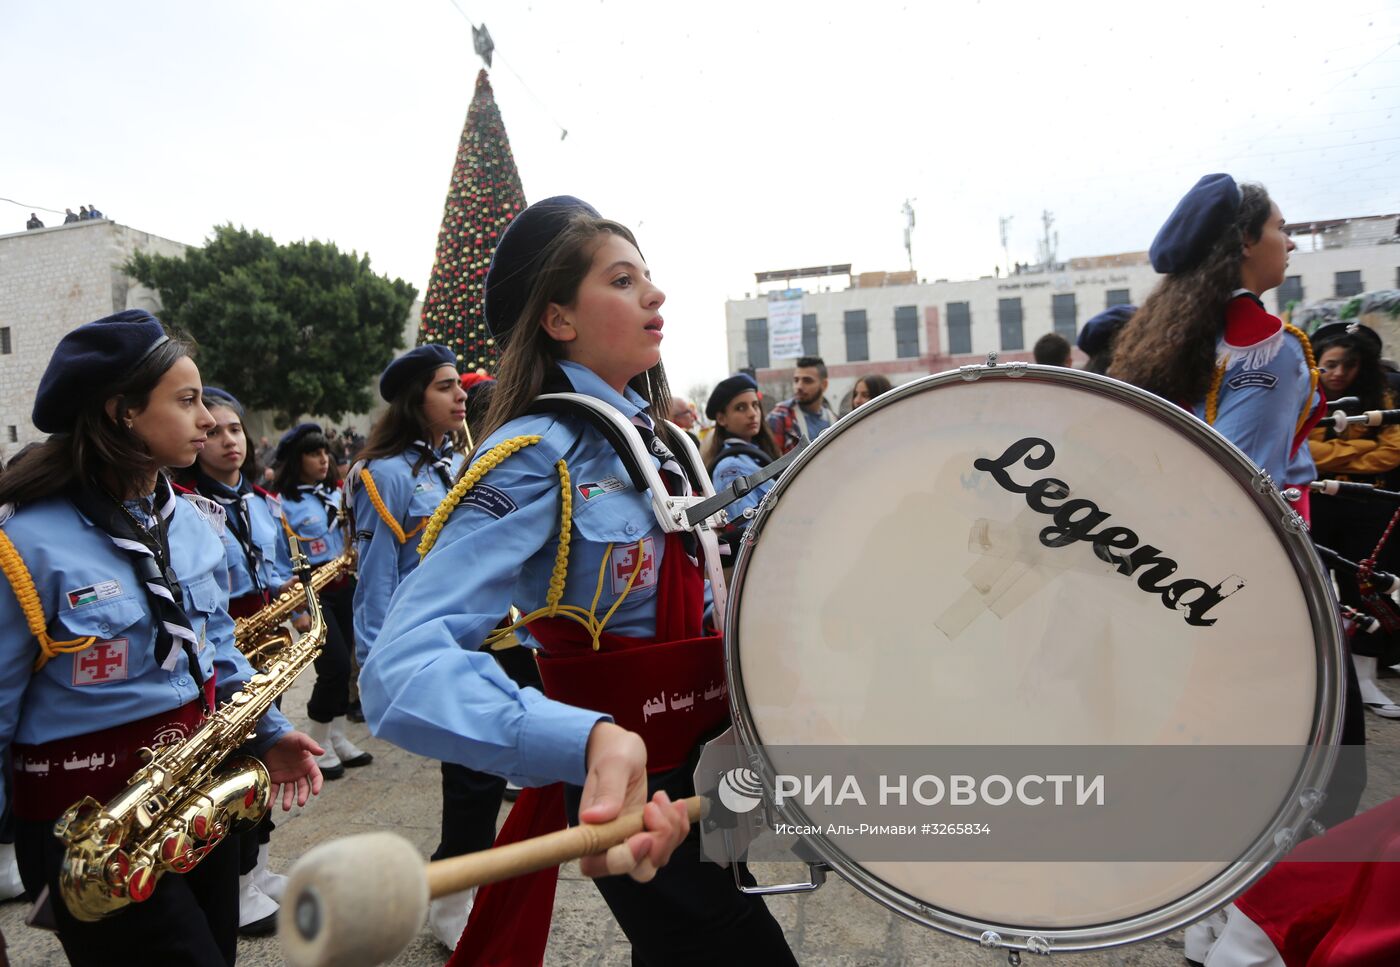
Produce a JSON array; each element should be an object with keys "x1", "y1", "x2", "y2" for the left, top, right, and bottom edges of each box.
[{"x1": 1108, "y1": 182, "x2": 1275, "y2": 404}]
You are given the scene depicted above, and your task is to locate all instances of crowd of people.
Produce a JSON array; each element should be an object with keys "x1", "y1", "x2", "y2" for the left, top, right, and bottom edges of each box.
[
  {"x1": 0, "y1": 177, "x2": 1395, "y2": 967},
  {"x1": 23, "y1": 206, "x2": 104, "y2": 231}
]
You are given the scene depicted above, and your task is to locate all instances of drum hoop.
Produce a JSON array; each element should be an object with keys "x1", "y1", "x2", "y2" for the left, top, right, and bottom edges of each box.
[{"x1": 724, "y1": 362, "x2": 1344, "y2": 953}]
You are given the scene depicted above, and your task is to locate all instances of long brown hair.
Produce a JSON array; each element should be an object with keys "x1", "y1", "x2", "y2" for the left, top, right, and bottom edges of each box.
[
  {"x1": 0, "y1": 339, "x2": 192, "y2": 506},
  {"x1": 358, "y1": 368, "x2": 468, "y2": 474},
  {"x1": 1108, "y1": 182, "x2": 1275, "y2": 403},
  {"x1": 476, "y1": 213, "x2": 679, "y2": 458}
]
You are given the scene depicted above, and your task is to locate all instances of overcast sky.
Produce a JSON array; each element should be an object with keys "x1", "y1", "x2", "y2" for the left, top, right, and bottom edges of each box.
[{"x1": 3, "y1": 0, "x2": 1398, "y2": 397}]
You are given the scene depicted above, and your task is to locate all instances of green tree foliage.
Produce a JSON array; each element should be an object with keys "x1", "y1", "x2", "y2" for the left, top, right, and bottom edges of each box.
[{"x1": 128, "y1": 225, "x2": 417, "y2": 426}]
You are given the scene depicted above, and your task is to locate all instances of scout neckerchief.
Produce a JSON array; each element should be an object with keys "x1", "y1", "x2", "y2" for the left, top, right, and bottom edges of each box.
[
  {"x1": 630, "y1": 410, "x2": 699, "y2": 557},
  {"x1": 192, "y1": 466, "x2": 266, "y2": 597},
  {"x1": 68, "y1": 475, "x2": 209, "y2": 709},
  {"x1": 297, "y1": 481, "x2": 340, "y2": 526},
  {"x1": 410, "y1": 439, "x2": 456, "y2": 490}
]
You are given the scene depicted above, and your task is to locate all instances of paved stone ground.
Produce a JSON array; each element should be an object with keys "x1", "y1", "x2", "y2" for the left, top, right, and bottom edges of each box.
[{"x1": 5, "y1": 666, "x2": 1398, "y2": 966}]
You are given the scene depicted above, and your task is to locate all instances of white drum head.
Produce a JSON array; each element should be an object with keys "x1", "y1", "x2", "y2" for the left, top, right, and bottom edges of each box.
[{"x1": 727, "y1": 365, "x2": 1342, "y2": 951}]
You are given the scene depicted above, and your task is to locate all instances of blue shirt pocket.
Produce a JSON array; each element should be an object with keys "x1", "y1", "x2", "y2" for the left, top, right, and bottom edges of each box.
[
  {"x1": 53, "y1": 594, "x2": 146, "y2": 643},
  {"x1": 408, "y1": 485, "x2": 445, "y2": 521},
  {"x1": 180, "y1": 573, "x2": 224, "y2": 620}
]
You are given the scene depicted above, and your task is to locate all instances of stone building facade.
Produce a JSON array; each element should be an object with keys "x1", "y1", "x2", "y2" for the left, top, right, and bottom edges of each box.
[{"x1": 0, "y1": 218, "x2": 188, "y2": 455}]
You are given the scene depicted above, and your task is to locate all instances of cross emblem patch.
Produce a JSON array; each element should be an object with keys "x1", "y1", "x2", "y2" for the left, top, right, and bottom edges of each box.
[{"x1": 73, "y1": 639, "x2": 130, "y2": 686}]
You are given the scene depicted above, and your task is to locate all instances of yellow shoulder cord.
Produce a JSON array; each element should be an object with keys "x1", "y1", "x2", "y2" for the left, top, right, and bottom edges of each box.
[
  {"x1": 1204, "y1": 323, "x2": 1320, "y2": 434},
  {"x1": 0, "y1": 530, "x2": 97, "y2": 671},
  {"x1": 418, "y1": 434, "x2": 650, "y2": 652},
  {"x1": 279, "y1": 514, "x2": 313, "y2": 543},
  {"x1": 359, "y1": 467, "x2": 427, "y2": 545}
]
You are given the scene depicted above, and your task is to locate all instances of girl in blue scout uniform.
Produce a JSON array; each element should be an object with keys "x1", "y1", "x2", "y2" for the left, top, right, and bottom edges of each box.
[
  {"x1": 177, "y1": 387, "x2": 307, "y2": 936},
  {"x1": 0, "y1": 311, "x2": 322, "y2": 966},
  {"x1": 272, "y1": 422, "x2": 372, "y2": 774},
  {"x1": 361, "y1": 196, "x2": 791, "y2": 965},
  {"x1": 1109, "y1": 173, "x2": 1321, "y2": 506},
  {"x1": 349, "y1": 345, "x2": 498, "y2": 947},
  {"x1": 702, "y1": 373, "x2": 780, "y2": 553},
  {"x1": 181, "y1": 388, "x2": 294, "y2": 621},
  {"x1": 348, "y1": 343, "x2": 467, "y2": 664}
]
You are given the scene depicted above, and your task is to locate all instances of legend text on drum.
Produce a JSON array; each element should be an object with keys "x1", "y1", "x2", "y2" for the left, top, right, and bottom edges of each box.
[{"x1": 974, "y1": 436, "x2": 1245, "y2": 627}]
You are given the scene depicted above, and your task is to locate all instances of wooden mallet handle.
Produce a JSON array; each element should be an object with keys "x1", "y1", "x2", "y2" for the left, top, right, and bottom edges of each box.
[{"x1": 424, "y1": 794, "x2": 706, "y2": 897}]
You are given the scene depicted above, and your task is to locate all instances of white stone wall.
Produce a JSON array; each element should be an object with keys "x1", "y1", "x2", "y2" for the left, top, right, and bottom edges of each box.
[{"x1": 0, "y1": 220, "x2": 188, "y2": 457}]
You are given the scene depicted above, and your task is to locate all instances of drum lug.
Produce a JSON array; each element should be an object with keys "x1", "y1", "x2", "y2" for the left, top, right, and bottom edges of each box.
[
  {"x1": 1250, "y1": 470, "x2": 1276, "y2": 495},
  {"x1": 732, "y1": 855, "x2": 828, "y2": 896}
]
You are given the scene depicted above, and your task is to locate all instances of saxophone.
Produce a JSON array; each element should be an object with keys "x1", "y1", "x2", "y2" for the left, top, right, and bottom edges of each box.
[
  {"x1": 235, "y1": 546, "x2": 355, "y2": 666},
  {"x1": 52, "y1": 536, "x2": 327, "y2": 922}
]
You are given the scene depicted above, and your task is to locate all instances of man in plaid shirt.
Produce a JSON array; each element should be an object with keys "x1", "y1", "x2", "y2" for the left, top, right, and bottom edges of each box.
[{"x1": 767, "y1": 356, "x2": 838, "y2": 455}]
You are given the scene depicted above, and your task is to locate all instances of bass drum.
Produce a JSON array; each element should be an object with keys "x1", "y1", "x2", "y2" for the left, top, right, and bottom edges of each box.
[{"x1": 725, "y1": 363, "x2": 1343, "y2": 953}]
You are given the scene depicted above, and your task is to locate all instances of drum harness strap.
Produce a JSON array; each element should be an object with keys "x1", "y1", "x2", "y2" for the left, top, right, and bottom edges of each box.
[
  {"x1": 417, "y1": 393, "x2": 731, "y2": 647},
  {"x1": 0, "y1": 529, "x2": 98, "y2": 670}
]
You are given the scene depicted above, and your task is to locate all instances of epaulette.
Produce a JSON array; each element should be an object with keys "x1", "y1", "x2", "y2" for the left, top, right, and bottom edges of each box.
[
  {"x1": 179, "y1": 491, "x2": 227, "y2": 536},
  {"x1": 1218, "y1": 293, "x2": 1284, "y2": 371}
]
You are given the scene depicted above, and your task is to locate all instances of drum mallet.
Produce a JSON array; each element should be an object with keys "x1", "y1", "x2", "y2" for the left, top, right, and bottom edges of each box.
[{"x1": 278, "y1": 795, "x2": 706, "y2": 967}]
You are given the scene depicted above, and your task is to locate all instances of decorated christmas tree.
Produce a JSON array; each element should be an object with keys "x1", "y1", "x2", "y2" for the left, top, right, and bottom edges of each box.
[{"x1": 418, "y1": 68, "x2": 526, "y2": 373}]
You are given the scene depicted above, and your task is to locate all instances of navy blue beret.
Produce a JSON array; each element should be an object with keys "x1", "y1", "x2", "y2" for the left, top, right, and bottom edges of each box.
[
  {"x1": 1149, "y1": 173, "x2": 1242, "y2": 275},
  {"x1": 705, "y1": 373, "x2": 759, "y2": 420},
  {"x1": 379, "y1": 344, "x2": 457, "y2": 401},
  {"x1": 1077, "y1": 305, "x2": 1138, "y2": 356},
  {"x1": 483, "y1": 195, "x2": 601, "y2": 346},
  {"x1": 275, "y1": 422, "x2": 324, "y2": 463},
  {"x1": 1310, "y1": 321, "x2": 1382, "y2": 360},
  {"x1": 202, "y1": 386, "x2": 244, "y2": 415},
  {"x1": 33, "y1": 309, "x2": 171, "y2": 433}
]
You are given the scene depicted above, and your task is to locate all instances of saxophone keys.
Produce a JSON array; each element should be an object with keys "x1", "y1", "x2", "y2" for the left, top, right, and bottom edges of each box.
[
  {"x1": 161, "y1": 830, "x2": 196, "y2": 872},
  {"x1": 127, "y1": 861, "x2": 157, "y2": 903}
]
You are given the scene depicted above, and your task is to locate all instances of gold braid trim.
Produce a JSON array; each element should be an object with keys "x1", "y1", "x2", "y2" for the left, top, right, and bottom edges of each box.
[
  {"x1": 278, "y1": 514, "x2": 311, "y2": 543},
  {"x1": 358, "y1": 467, "x2": 426, "y2": 545},
  {"x1": 417, "y1": 434, "x2": 648, "y2": 652},
  {"x1": 1204, "y1": 323, "x2": 1320, "y2": 434},
  {"x1": 418, "y1": 436, "x2": 545, "y2": 557},
  {"x1": 0, "y1": 530, "x2": 97, "y2": 671}
]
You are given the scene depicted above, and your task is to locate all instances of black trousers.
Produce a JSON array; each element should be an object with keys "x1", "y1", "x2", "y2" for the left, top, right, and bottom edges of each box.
[
  {"x1": 563, "y1": 764, "x2": 796, "y2": 967},
  {"x1": 16, "y1": 818, "x2": 239, "y2": 966},
  {"x1": 431, "y1": 645, "x2": 542, "y2": 862},
  {"x1": 306, "y1": 581, "x2": 355, "y2": 723}
]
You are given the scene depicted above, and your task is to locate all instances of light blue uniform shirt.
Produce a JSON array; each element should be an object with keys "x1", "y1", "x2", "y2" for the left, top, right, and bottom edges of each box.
[
  {"x1": 351, "y1": 447, "x2": 465, "y2": 663},
  {"x1": 218, "y1": 486, "x2": 293, "y2": 601},
  {"x1": 0, "y1": 492, "x2": 292, "y2": 818},
  {"x1": 711, "y1": 442, "x2": 775, "y2": 527},
  {"x1": 1191, "y1": 315, "x2": 1320, "y2": 485},
  {"x1": 361, "y1": 361, "x2": 682, "y2": 787},
  {"x1": 281, "y1": 488, "x2": 345, "y2": 565}
]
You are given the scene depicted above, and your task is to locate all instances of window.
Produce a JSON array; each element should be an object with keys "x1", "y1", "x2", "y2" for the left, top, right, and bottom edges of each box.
[
  {"x1": 946, "y1": 302, "x2": 972, "y2": 355},
  {"x1": 5, "y1": 427, "x2": 15, "y2": 443},
  {"x1": 0, "y1": 327, "x2": 10, "y2": 355},
  {"x1": 802, "y1": 313, "x2": 818, "y2": 356},
  {"x1": 894, "y1": 305, "x2": 919, "y2": 358},
  {"x1": 745, "y1": 317, "x2": 769, "y2": 370},
  {"x1": 998, "y1": 298, "x2": 1024, "y2": 351},
  {"x1": 1105, "y1": 288, "x2": 1131, "y2": 308},
  {"x1": 1052, "y1": 293, "x2": 1077, "y2": 340},
  {"x1": 1276, "y1": 276, "x2": 1303, "y2": 314},
  {"x1": 844, "y1": 309, "x2": 869, "y2": 363},
  {"x1": 1335, "y1": 271, "x2": 1363, "y2": 298}
]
